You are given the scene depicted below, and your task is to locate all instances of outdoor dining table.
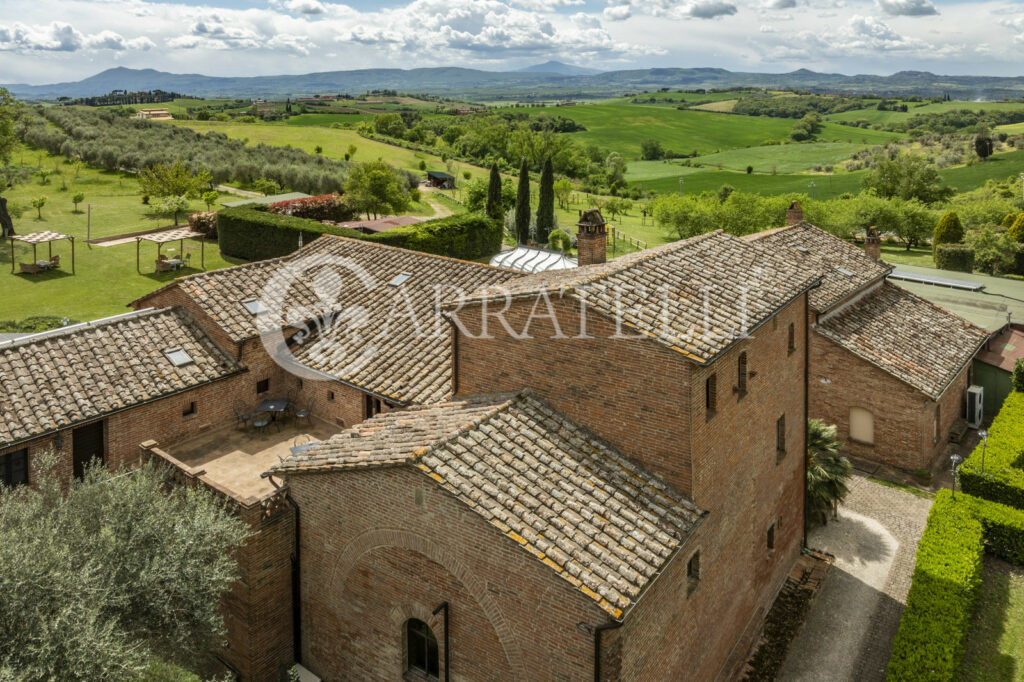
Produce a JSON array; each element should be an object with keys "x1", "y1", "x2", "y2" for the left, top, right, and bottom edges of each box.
[
  {"x1": 256, "y1": 398, "x2": 290, "y2": 420},
  {"x1": 165, "y1": 258, "x2": 185, "y2": 270}
]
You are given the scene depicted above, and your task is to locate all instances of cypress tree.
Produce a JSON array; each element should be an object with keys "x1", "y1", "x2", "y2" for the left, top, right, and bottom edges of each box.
[
  {"x1": 933, "y1": 211, "x2": 964, "y2": 254},
  {"x1": 514, "y1": 159, "x2": 530, "y2": 244},
  {"x1": 535, "y1": 157, "x2": 554, "y2": 244},
  {"x1": 485, "y1": 163, "x2": 502, "y2": 221}
]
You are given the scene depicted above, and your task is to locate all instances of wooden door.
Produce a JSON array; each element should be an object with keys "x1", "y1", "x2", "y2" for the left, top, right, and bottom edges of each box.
[{"x1": 72, "y1": 420, "x2": 105, "y2": 478}]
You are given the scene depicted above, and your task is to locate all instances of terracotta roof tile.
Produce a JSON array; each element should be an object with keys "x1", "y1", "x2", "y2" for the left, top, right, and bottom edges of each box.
[
  {"x1": 136, "y1": 236, "x2": 517, "y2": 404},
  {"x1": 816, "y1": 283, "x2": 989, "y2": 399},
  {"x1": 272, "y1": 390, "x2": 703, "y2": 618},
  {"x1": 0, "y1": 308, "x2": 242, "y2": 447},
  {"x1": 456, "y1": 230, "x2": 821, "y2": 364},
  {"x1": 744, "y1": 222, "x2": 891, "y2": 312}
]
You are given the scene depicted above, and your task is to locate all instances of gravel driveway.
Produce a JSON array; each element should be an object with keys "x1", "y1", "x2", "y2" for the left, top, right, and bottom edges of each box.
[{"x1": 776, "y1": 474, "x2": 933, "y2": 682}]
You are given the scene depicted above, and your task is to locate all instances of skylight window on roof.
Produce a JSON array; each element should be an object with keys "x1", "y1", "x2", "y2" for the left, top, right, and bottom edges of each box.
[
  {"x1": 388, "y1": 273, "x2": 412, "y2": 287},
  {"x1": 835, "y1": 267, "x2": 855, "y2": 277},
  {"x1": 242, "y1": 299, "x2": 267, "y2": 315},
  {"x1": 164, "y1": 349, "x2": 194, "y2": 367}
]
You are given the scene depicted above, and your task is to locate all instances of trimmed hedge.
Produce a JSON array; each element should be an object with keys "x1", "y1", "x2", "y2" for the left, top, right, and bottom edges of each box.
[
  {"x1": 887, "y1": 491, "x2": 1024, "y2": 681},
  {"x1": 934, "y1": 243, "x2": 975, "y2": 273},
  {"x1": 218, "y1": 206, "x2": 502, "y2": 262},
  {"x1": 961, "y1": 392, "x2": 1024, "y2": 509}
]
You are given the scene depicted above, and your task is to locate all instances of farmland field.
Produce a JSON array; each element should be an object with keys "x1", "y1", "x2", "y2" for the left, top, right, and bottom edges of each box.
[
  {"x1": 281, "y1": 112, "x2": 374, "y2": 127},
  {"x1": 669, "y1": 142, "x2": 865, "y2": 174},
  {"x1": 494, "y1": 103, "x2": 899, "y2": 159}
]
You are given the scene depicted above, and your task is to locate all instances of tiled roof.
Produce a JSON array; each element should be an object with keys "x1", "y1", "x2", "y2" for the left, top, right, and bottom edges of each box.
[
  {"x1": 815, "y1": 282, "x2": 989, "y2": 399},
  {"x1": 744, "y1": 222, "x2": 891, "y2": 312},
  {"x1": 136, "y1": 236, "x2": 517, "y2": 404},
  {"x1": 0, "y1": 308, "x2": 242, "y2": 447},
  {"x1": 457, "y1": 230, "x2": 821, "y2": 364},
  {"x1": 272, "y1": 390, "x2": 704, "y2": 619}
]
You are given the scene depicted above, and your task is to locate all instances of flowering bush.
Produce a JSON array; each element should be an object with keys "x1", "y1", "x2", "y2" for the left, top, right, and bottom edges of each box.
[
  {"x1": 265, "y1": 193, "x2": 355, "y2": 222},
  {"x1": 187, "y1": 211, "x2": 218, "y2": 239}
]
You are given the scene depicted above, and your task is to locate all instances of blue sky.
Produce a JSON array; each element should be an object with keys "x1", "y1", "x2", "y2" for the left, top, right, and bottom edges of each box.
[{"x1": 1, "y1": 0, "x2": 1022, "y2": 84}]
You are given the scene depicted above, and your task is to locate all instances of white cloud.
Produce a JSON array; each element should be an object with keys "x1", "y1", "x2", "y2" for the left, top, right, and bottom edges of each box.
[
  {"x1": 686, "y1": 0, "x2": 738, "y2": 19},
  {"x1": 508, "y1": 0, "x2": 584, "y2": 9},
  {"x1": 875, "y1": 0, "x2": 938, "y2": 16},
  {"x1": 0, "y1": 21, "x2": 154, "y2": 52},
  {"x1": 763, "y1": 0, "x2": 796, "y2": 8},
  {"x1": 84, "y1": 30, "x2": 155, "y2": 50},
  {"x1": 604, "y1": 5, "x2": 632, "y2": 21}
]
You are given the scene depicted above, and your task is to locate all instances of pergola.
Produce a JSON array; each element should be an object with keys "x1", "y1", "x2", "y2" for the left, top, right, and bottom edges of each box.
[
  {"x1": 136, "y1": 228, "x2": 205, "y2": 273},
  {"x1": 9, "y1": 231, "x2": 75, "y2": 274}
]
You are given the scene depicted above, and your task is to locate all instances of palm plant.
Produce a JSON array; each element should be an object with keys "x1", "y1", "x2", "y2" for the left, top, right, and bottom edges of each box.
[{"x1": 806, "y1": 418, "x2": 852, "y2": 527}]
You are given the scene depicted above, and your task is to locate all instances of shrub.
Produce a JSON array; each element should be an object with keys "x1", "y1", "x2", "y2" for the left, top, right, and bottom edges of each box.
[
  {"x1": 1001, "y1": 213, "x2": 1017, "y2": 229},
  {"x1": 966, "y1": 227, "x2": 1016, "y2": 275},
  {"x1": 548, "y1": 228, "x2": 572, "y2": 253},
  {"x1": 933, "y1": 211, "x2": 964, "y2": 254},
  {"x1": 1013, "y1": 243, "x2": 1024, "y2": 277},
  {"x1": 1010, "y1": 214, "x2": 1024, "y2": 243},
  {"x1": 961, "y1": 392, "x2": 1024, "y2": 509},
  {"x1": 934, "y1": 243, "x2": 974, "y2": 272},
  {"x1": 265, "y1": 193, "x2": 355, "y2": 222},
  {"x1": 218, "y1": 206, "x2": 500, "y2": 262},
  {"x1": 887, "y1": 491, "x2": 1024, "y2": 681},
  {"x1": 1014, "y1": 359, "x2": 1024, "y2": 394},
  {"x1": 187, "y1": 212, "x2": 218, "y2": 239}
]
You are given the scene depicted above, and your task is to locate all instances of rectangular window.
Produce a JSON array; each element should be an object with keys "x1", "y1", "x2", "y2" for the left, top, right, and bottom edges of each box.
[
  {"x1": 934, "y1": 404, "x2": 941, "y2": 444},
  {"x1": 256, "y1": 378, "x2": 270, "y2": 394},
  {"x1": 705, "y1": 374, "x2": 717, "y2": 415},
  {"x1": 787, "y1": 323, "x2": 796, "y2": 354},
  {"x1": 776, "y1": 415, "x2": 786, "y2": 457},
  {"x1": 327, "y1": 390, "x2": 335, "y2": 402},
  {"x1": 767, "y1": 522, "x2": 776, "y2": 551},
  {"x1": 737, "y1": 352, "x2": 748, "y2": 394},
  {"x1": 364, "y1": 394, "x2": 383, "y2": 419},
  {"x1": 182, "y1": 401, "x2": 196, "y2": 417},
  {"x1": 0, "y1": 448, "x2": 28, "y2": 487}
]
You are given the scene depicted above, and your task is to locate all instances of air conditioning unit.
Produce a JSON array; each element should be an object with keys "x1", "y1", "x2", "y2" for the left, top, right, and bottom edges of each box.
[{"x1": 967, "y1": 385, "x2": 984, "y2": 429}]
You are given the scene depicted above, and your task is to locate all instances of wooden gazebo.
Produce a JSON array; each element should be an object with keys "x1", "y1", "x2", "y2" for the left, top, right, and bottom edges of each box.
[
  {"x1": 136, "y1": 228, "x2": 205, "y2": 273},
  {"x1": 9, "y1": 231, "x2": 75, "y2": 274}
]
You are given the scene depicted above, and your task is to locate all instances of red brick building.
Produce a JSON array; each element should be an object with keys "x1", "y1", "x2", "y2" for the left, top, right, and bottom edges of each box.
[
  {"x1": 746, "y1": 215, "x2": 989, "y2": 473},
  {"x1": 269, "y1": 229, "x2": 820, "y2": 680}
]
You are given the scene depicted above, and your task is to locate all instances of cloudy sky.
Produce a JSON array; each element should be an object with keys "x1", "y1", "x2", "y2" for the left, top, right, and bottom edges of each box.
[{"x1": 1, "y1": 0, "x2": 1022, "y2": 84}]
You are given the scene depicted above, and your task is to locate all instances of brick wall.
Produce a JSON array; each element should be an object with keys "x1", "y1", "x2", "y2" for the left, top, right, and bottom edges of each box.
[
  {"x1": 809, "y1": 329, "x2": 966, "y2": 473},
  {"x1": 606, "y1": 297, "x2": 807, "y2": 681},
  {"x1": 287, "y1": 466, "x2": 606, "y2": 681},
  {"x1": 453, "y1": 296, "x2": 695, "y2": 494}
]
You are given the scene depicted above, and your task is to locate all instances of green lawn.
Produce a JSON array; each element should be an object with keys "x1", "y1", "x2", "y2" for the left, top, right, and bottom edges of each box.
[
  {"x1": 639, "y1": 169, "x2": 863, "y2": 199},
  {"x1": 879, "y1": 244, "x2": 935, "y2": 268},
  {"x1": 960, "y1": 557, "x2": 1024, "y2": 682},
  {"x1": 939, "y1": 150, "x2": 1024, "y2": 191},
  {"x1": 3, "y1": 151, "x2": 211, "y2": 240}
]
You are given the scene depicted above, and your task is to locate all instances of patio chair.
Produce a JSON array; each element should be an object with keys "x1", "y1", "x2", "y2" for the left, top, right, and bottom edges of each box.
[
  {"x1": 155, "y1": 259, "x2": 175, "y2": 273},
  {"x1": 233, "y1": 402, "x2": 253, "y2": 430},
  {"x1": 19, "y1": 262, "x2": 41, "y2": 275},
  {"x1": 294, "y1": 400, "x2": 313, "y2": 426},
  {"x1": 252, "y1": 414, "x2": 272, "y2": 437},
  {"x1": 50, "y1": 254, "x2": 60, "y2": 268}
]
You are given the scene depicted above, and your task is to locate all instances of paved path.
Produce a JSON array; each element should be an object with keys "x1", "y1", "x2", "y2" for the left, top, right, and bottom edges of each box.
[
  {"x1": 216, "y1": 184, "x2": 262, "y2": 198},
  {"x1": 777, "y1": 475, "x2": 932, "y2": 682}
]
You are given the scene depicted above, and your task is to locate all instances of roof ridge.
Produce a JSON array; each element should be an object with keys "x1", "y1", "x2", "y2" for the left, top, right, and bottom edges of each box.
[
  {"x1": 0, "y1": 307, "x2": 167, "y2": 351},
  {"x1": 321, "y1": 233, "x2": 520, "y2": 274},
  {"x1": 409, "y1": 390, "x2": 526, "y2": 463}
]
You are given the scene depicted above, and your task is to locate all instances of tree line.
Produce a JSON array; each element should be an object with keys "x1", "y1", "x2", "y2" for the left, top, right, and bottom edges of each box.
[{"x1": 18, "y1": 106, "x2": 352, "y2": 195}]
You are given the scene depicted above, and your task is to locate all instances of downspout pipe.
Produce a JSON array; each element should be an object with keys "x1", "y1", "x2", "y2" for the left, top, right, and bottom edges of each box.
[
  {"x1": 263, "y1": 472, "x2": 302, "y2": 664},
  {"x1": 593, "y1": 620, "x2": 623, "y2": 682},
  {"x1": 432, "y1": 601, "x2": 450, "y2": 682}
]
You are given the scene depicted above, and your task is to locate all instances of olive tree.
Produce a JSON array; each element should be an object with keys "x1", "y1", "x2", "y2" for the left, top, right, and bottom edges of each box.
[{"x1": 0, "y1": 454, "x2": 248, "y2": 678}]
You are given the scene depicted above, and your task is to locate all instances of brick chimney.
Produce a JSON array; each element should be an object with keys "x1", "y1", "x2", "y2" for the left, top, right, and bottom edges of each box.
[
  {"x1": 785, "y1": 201, "x2": 803, "y2": 226},
  {"x1": 864, "y1": 225, "x2": 881, "y2": 260},
  {"x1": 577, "y1": 209, "x2": 607, "y2": 266}
]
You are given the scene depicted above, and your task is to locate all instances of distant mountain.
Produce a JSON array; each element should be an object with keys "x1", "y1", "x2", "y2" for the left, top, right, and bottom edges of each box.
[
  {"x1": 5, "y1": 65, "x2": 1024, "y2": 100},
  {"x1": 517, "y1": 61, "x2": 600, "y2": 76}
]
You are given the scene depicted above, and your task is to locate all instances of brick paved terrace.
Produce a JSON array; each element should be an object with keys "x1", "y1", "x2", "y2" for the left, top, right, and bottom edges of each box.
[{"x1": 162, "y1": 417, "x2": 337, "y2": 501}]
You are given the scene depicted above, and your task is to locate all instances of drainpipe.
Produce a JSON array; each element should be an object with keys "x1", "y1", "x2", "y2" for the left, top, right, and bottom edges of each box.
[
  {"x1": 432, "y1": 601, "x2": 450, "y2": 682},
  {"x1": 592, "y1": 620, "x2": 623, "y2": 682},
  {"x1": 263, "y1": 472, "x2": 302, "y2": 664}
]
